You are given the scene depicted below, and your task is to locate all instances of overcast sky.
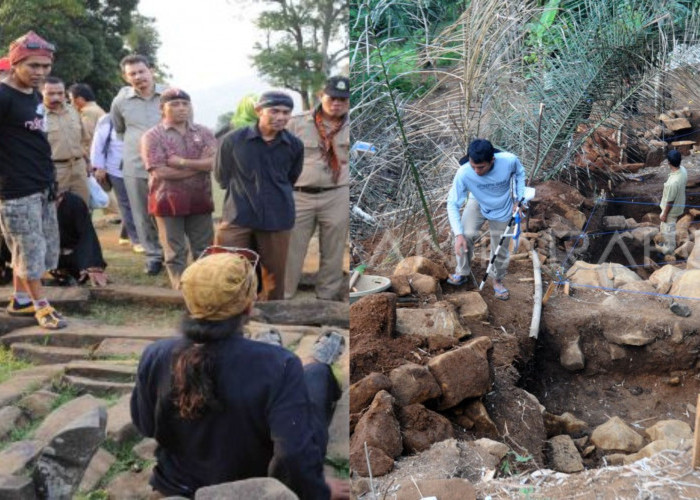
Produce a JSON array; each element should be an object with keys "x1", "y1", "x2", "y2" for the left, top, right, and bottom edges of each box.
[{"x1": 137, "y1": 0, "x2": 302, "y2": 128}]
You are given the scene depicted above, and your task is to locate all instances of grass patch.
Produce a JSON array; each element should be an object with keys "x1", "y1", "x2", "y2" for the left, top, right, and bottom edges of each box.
[
  {"x1": 0, "y1": 419, "x2": 41, "y2": 451},
  {"x1": 325, "y1": 457, "x2": 350, "y2": 479},
  {"x1": 50, "y1": 380, "x2": 81, "y2": 410},
  {"x1": 72, "y1": 301, "x2": 182, "y2": 328},
  {"x1": 0, "y1": 346, "x2": 33, "y2": 384},
  {"x1": 97, "y1": 437, "x2": 154, "y2": 489}
]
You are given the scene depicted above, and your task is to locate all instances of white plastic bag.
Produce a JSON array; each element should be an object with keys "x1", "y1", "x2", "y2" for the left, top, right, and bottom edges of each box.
[{"x1": 87, "y1": 175, "x2": 109, "y2": 209}]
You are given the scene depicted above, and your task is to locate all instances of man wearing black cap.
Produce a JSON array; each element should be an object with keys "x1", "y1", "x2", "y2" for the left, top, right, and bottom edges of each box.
[
  {"x1": 285, "y1": 76, "x2": 350, "y2": 301},
  {"x1": 141, "y1": 88, "x2": 217, "y2": 289},
  {"x1": 214, "y1": 90, "x2": 304, "y2": 300}
]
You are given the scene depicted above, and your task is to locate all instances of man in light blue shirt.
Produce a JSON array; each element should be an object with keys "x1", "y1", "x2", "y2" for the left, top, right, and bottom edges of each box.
[{"x1": 446, "y1": 139, "x2": 526, "y2": 300}]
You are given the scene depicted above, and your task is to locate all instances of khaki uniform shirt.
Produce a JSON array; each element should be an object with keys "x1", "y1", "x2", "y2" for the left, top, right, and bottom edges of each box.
[
  {"x1": 46, "y1": 104, "x2": 86, "y2": 161},
  {"x1": 79, "y1": 101, "x2": 105, "y2": 155},
  {"x1": 660, "y1": 166, "x2": 687, "y2": 218},
  {"x1": 287, "y1": 109, "x2": 349, "y2": 188},
  {"x1": 110, "y1": 84, "x2": 165, "y2": 179}
]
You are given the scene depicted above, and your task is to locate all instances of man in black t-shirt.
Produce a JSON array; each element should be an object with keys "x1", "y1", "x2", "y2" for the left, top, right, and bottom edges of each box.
[{"x1": 0, "y1": 31, "x2": 66, "y2": 330}]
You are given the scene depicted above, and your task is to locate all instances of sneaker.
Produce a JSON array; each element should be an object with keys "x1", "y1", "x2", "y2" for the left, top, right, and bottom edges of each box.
[
  {"x1": 132, "y1": 244, "x2": 146, "y2": 254},
  {"x1": 6, "y1": 298, "x2": 36, "y2": 317},
  {"x1": 312, "y1": 331, "x2": 346, "y2": 365},
  {"x1": 118, "y1": 238, "x2": 130, "y2": 246},
  {"x1": 34, "y1": 305, "x2": 67, "y2": 330},
  {"x1": 255, "y1": 328, "x2": 283, "y2": 346}
]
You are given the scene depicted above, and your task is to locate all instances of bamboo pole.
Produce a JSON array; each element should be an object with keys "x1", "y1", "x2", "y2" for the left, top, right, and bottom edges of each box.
[
  {"x1": 692, "y1": 395, "x2": 700, "y2": 468},
  {"x1": 529, "y1": 250, "x2": 543, "y2": 339}
]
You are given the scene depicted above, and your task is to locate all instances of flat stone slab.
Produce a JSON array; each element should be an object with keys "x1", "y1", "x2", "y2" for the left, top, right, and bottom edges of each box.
[
  {"x1": 64, "y1": 361, "x2": 137, "y2": 384},
  {"x1": 244, "y1": 321, "x2": 320, "y2": 347},
  {"x1": 61, "y1": 375, "x2": 134, "y2": 396},
  {"x1": 11, "y1": 343, "x2": 91, "y2": 365},
  {"x1": 34, "y1": 394, "x2": 105, "y2": 444},
  {"x1": 252, "y1": 299, "x2": 349, "y2": 328},
  {"x1": 0, "y1": 474, "x2": 36, "y2": 499},
  {"x1": 90, "y1": 285, "x2": 184, "y2": 306},
  {"x1": 93, "y1": 338, "x2": 153, "y2": 359},
  {"x1": 0, "y1": 313, "x2": 36, "y2": 336},
  {"x1": 0, "y1": 364, "x2": 66, "y2": 407},
  {"x1": 17, "y1": 390, "x2": 60, "y2": 419},
  {"x1": 104, "y1": 465, "x2": 154, "y2": 500},
  {"x1": 78, "y1": 447, "x2": 116, "y2": 492},
  {"x1": 106, "y1": 394, "x2": 138, "y2": 443},
  {"x1": 0, "y1": 439, "x2": 43, "y2": 475},
  {"x1": 132, "y1": 438, "x2": 157, "y2": 461},
  {"x1": 0, "y1": 286, "x2": 89, "y2": 306},
  {"x1": 396, "y1": 307, "x2": 468, "y2": 339},
  {"x1": 1, "y1": 319, "x2": 175, "y2": 348},
  {"x1": 327, "y1": 388, "x2": 349, "y2": 461}
]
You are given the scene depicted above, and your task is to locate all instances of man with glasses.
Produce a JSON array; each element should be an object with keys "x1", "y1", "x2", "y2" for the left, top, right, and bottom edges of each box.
[
  {"x1": 214, "y1": 91, "x2": 304, "y2": 300},
  {"x1": 131, "y1": 247, "x2": 349, "y2": 499},
  {"x1": 111, "y1": 54, "x2": 165, "y2": 275},
  {"x1": 285, "y1": 77, "x2": 350, "y2": 302},
  {"x1": 141, "y1": 88, "x2": 216, "y2": 289},
  {"x1": 0, "y1": 31, "x2": 66, "y2": 329}
]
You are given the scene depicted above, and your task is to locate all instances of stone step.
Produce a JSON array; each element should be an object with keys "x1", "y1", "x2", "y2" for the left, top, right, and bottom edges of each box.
[
  {"x1": 64, "y1": 360, "x2": 137, "y2": 383},
  {"x1": 0, "y1": 365, "x2": 66, "y2": 407},
  {"x1": 252, "y1": 299, "x2": 349, "y2": 328},
  {"x1": 0, "y1": 319, "x2": 174, "y2": 348},
  {"x1": 90, "y1": 285, "x2": 184, "y2": 307},
  {"x1": 92, "y1": 338, "x2": 153, "y2": 359},
  {"x1": 0, "y1": 312, "x2": 37, "y2": 336},
  {"x1": 11, "y1": 342, "x2": 91, "y2": 365},
  {"x1": 0, "y1": 286, "x2": 90, "y2": 307},
  {"x1": 61, "y1": 375, "x2": 134, "y2": 397}
]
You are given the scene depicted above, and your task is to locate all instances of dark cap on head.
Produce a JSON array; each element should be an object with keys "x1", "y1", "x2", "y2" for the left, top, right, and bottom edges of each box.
[
  {"x1": 160, "y1": 88, "x2": 191, "y2": 105},
  {"x1": 257, "y1": 91, "x2": 294, "y2": 110},
  {"x1": 324, "y1": 76, "x2": 350, "y2": 98},
  {"x1": 667, "y1": 149, "x2": 682, "y2": 167},
  {"x1": 8, "y1": 31, "x2": 55, "y2": 65}
]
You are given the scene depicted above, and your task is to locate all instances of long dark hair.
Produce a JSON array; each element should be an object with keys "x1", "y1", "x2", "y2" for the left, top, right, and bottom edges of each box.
[{"x1": 171, "y1": 315, "x2": 245, "y2": 419}]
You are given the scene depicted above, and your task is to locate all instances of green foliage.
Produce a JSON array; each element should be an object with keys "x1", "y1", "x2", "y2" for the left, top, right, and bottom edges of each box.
[
  {"x1": 0, "y1": 346, "x2": 33, "y2": 384},
  {"x1": 0, "y1": 0, "x2": 161, "y2": 109},
  {"x1": 250, "y1": 0, "x2": 348, "y2": 109},
  {"x1": 0, "y1": 419, "x2": 41, "y2": 451},
  {"x1": 325, "y1": 457, "x2": 350, "y2": 479},
  {"x1": 50, "y1": 379, "x2": 81, "y2": 410},
  {"x1": 498, "y1": 451, "x2": 534, "y2": 477}
]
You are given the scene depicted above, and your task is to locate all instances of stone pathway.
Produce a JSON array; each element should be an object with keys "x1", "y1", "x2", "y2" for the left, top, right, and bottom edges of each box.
[{"x1": 0, "y1": 284, "x2": 349, "y2": 499}]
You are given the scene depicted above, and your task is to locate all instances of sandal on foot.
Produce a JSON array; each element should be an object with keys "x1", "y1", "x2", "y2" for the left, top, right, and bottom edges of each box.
[
  {"x1": 446, "y1": 273, "x2": 468, "y2": 286},
  {"x1": 35, "y1": 305, "x2": 67, "y2": 330},
  {"x1": 493, "y1": 282, "x2": 510, "y2": 301},
  {"x1": 6, "y1": 298, "x2": 36, "y2": 317}
]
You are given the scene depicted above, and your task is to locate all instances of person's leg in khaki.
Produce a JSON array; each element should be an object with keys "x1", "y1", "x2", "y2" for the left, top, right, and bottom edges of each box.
[
  {"x1": 69, "y1": 158, "x2": 89, "y2": 207},
  {"x1": 315, "y1": 186, "x2": 349, "y2": 301},
  {"x1": 284, "y1": 191, "x2": 317, "y2": 299},
  {"x1": 256, "y1": 230, "x2": 291, "y2": 301}
]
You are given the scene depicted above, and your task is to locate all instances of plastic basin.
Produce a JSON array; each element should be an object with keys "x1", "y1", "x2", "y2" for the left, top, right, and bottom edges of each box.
[{"x1": 349, "y1": 275, "x2": 392, "y2": 304}]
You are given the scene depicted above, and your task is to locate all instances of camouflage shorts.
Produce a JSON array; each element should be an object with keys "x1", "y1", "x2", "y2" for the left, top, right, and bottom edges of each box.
[{"x1": 0, "y1": 191, "x2": 59, "y2": 280}]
